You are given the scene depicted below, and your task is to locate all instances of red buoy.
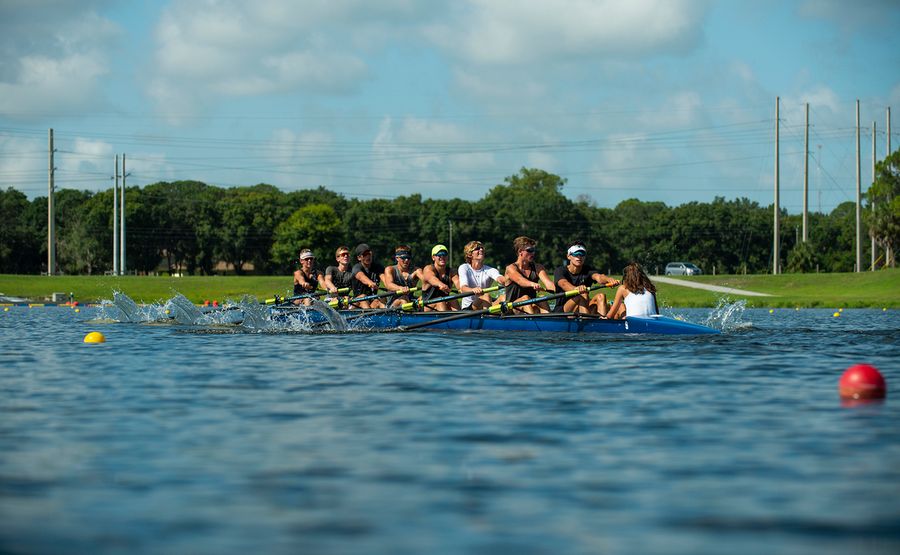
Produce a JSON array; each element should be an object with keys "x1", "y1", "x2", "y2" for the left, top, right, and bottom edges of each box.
[{"x1": 839, "y1": 364, "x2": 887, "y2": 400}]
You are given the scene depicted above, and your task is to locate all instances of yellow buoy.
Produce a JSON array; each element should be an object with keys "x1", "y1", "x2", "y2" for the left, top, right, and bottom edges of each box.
[
  {"x1": 74, "y1": 308, "x2": 80, "y2": 313},
  {"x1": 3, "y1": 307, "x2": 8, "y2": 312},
  {"x1": 833, "y1": 312, "x2": 840, "y2": 318},
  {"x1": 769, "y1": 309, "x2": 774, "y2": 314},
  {"x1": 84, "y1": 331, "x2": 106, "y2": 344}
]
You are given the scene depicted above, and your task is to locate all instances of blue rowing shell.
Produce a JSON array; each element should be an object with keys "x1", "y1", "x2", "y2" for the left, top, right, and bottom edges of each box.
[{"x1": 274, "y1": 308, "x2": 718, "y2": 335}]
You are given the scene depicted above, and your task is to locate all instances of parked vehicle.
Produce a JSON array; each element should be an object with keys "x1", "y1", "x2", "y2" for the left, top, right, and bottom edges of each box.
[{"x1": 665, "y1": 262, "x2": 702, "y2": 276}]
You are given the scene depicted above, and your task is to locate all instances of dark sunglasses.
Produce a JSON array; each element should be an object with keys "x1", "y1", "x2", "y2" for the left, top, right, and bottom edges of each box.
[
  {"x1": 523, "y1": 247, "x2": 536, "y2": 254},
  {"x1": 472, "y1": 246, "x2": 484, "y2": 252},
  {"x1": 434, "y1": 252, "x2": 448, "y2": 257},
  {"x1": 396, "y1": 255, "x2": 411, "y2": 260},
  {"x1": 570, "y1": 251, "x2": 586, "y2": 257}
]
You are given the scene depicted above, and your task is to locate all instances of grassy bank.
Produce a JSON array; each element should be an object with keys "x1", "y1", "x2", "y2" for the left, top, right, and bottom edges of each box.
[{"x1": 1, "y1": 270, "x2": 897, "y2": 308}]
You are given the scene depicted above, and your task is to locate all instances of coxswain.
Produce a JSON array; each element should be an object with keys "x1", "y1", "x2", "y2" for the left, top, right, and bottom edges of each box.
[{"x1": 606, "y1": 262, "x2": 658, "y2": 319}]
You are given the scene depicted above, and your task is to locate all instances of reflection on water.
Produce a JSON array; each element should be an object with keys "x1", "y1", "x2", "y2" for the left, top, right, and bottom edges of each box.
[{"x1": 0, "y1": 305, "x2": 898, "y2": 555}]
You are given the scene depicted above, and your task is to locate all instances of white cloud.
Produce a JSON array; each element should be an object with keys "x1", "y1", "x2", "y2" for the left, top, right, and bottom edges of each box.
[
  {"x1": 148, "y1": 0, "x2": 382, "y2": 118},
  {"x1": 0, "y1": 6, "x2": 118, "y2": 117},
  {"x1": 426, "y1": 0, "x2": 710, "y2": 65}
]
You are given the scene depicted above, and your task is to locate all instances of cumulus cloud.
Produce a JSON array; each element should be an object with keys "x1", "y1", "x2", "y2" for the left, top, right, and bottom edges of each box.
[
  {"x1": 425, "y1": 0, "x2": 710, "y2": 65},
  {"x1": 0, "y1": 4, "x2": 119, "y2": 117},
  {"x1": 147, "y1": 0, "x2": 407, "y2": 119}
]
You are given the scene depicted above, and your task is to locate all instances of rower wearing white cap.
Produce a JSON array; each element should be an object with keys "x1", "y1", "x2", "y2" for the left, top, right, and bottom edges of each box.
[
  {"x1": 553, "y1": 243, "x2": 618, "y2": 315},
  {"x1": 421, "y1": 244, "x2": 460, "y2": 311},
  {"x1": 293, "y1": 248, "x2": 323, "y2": 306}
]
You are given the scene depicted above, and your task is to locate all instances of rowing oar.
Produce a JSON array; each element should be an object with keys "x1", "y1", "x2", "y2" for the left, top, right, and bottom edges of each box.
[
  {"x1": 328, "y1": 287, "x2": 419, "y2": 309},
  {"x1": 343, "y1": 286, "x2": 503, "y2": 322},
  {"x1": 265, "y1": 287, "x2": 349, "y2": 306},
  {"x1": 398, "y1": 283, "x2": 610, "y2": 332}
]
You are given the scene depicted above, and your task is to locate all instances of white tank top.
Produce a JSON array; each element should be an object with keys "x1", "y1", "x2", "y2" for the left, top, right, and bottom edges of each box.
[{"x1": 623, "y1": 290, "x2": 657, "y2": 317}]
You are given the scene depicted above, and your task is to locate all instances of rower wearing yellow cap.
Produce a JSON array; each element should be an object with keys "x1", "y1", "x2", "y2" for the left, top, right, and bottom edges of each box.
[{"x1": 421, "y1": 244, "x2": 460, "y2": 311}]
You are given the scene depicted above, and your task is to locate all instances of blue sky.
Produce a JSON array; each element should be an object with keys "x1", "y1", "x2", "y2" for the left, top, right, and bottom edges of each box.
[{"x1": 1, "y1": 0, "x2": 898, "y2": 213}]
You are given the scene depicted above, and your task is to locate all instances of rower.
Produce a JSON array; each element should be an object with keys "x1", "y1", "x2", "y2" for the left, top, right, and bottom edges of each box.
[
  {"x1": 292, "y1": 249, "x2": 323, "y2": 306},
  {"x1": 504, "y1": 236, "x2": 555, "y2": 314},
  {"x1": 421, "y1": 244, "x2": 460, "y2": 311},
  {"x1": 383, "y1": 245, "x2": 423, "y2": 308},
  {"x1": 458, "y1": 240, "x2": 508, "y2": 310},
  {"x1": 350, "y1": 243, "x2": 386, "y2": 309},
  {"x1": 323, "y1": 246, "x2": 353, "y2": 304},
  {"x1": 553, "y1": 242, "x2": 618, "y2": 315}
]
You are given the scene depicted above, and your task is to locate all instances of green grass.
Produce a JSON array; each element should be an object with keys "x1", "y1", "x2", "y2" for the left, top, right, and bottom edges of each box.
[{"x1": 1, "y1": 270, "x2": 897, "y2": 308}]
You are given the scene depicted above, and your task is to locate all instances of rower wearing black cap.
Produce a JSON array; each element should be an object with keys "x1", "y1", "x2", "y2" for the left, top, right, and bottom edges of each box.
[
  {"x1": 350, "y1": 243, "x2": 386, "y2": 309},
  {"x1": 383, "y1": 245, "x2": 423, "y2": 307},
  {"x1": 553, "y1": 242, "x2": 618, "y2": 315}
]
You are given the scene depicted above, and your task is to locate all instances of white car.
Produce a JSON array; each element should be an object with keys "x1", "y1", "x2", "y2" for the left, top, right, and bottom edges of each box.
[{"x1": 665, "y1": 262, "x2": 702, "y2": 276}]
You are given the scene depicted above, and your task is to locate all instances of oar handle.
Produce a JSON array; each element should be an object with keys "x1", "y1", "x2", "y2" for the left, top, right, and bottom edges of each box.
[
  {"x1": 400, "y1": 285, "x2": 501, "y2": 311},
  {"x1": 330, "y1": 287, "x2": 420, "y2": 308},
  {"x1": 266, "y1": 287, "x2": 348, "y2": 305}
]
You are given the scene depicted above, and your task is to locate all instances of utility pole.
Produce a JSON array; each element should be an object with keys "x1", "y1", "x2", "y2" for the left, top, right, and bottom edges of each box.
[
  {"x1": 855, "y1": 100, "x2": 861, "y2": 273},
  {"x1": 113, "y1": 155, "x2": 119, "y2": 274},
  {"x1": 48, "y1": 129, "x2": 56, "y2": 276},
  {"x1": 803, "y1": 102, "x2": 809, "y2": 242},
  {"x1": 871, "y1": 121, "x2": 877, "y2": 271},
  {"x1": 121, "y1": 153, "x2": 127, "y2": 275},
  {"x1": 773, "y1": 97, "x2": 780, "y2": 275},
  {"x1": 817, "y1": 144, "x2": 822, "y2": 213},
  {"x1": 888, "y1": 107, "x2": 894, "y2": 267},
  {"x1": 448, "y1": 220, "x2": 453, "y2": 269}
]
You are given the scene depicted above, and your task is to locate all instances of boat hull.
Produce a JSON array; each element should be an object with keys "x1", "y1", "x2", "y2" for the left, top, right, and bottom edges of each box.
[{"x1": 273, "y1": 307, "x2": 719, "y2": 335}]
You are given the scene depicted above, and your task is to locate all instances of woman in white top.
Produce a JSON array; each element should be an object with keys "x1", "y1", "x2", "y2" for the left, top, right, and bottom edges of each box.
[
  {"x1": 607, "y1": 262, "x2": 658, "y2": 319},
  {"x1": 457, "y1": 241, "x2": 509, "y2": 310}
]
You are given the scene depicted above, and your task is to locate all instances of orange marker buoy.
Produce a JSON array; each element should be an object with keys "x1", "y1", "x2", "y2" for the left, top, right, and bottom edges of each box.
[
  {"x1": 839, "y1": 364, "x2": 886, "y2": 400},
  {"x1": 212, "y1": 300, "x2": 219, "y2": 307}
]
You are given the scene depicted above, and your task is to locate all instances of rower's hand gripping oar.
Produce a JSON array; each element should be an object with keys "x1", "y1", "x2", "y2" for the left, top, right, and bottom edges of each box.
[
  {"x1": 343, "y1": 286, "x2": 503, "y2": 322},
  {"x1": 265, "y1": 287, "x2": 348, "y2": 306},
  {"x1": 399, "y1": 283, "x2": 610, "y2": 331},
  {"x1": 330, "y1": 287, "x2": 420, "y2": 309}
]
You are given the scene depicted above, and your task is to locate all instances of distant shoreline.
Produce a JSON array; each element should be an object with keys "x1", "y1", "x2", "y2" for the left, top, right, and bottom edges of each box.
[{"x1": 1, "y1": 270, "x2": 897, "y2": 308}]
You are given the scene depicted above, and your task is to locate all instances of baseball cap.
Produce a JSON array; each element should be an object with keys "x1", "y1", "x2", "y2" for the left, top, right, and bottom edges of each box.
[
  {"x1": 567, "y1": 244, "x2": 587, "y2": 256},
  {"x1": 299, "y1": 249, "x2": 315, "y2": 260},
  {"x1": 431, "y1": 244, "x2": 449, "y2": 256},
  {"x1": 355, "y1": 243, "x2": 371, "y2": 256}
]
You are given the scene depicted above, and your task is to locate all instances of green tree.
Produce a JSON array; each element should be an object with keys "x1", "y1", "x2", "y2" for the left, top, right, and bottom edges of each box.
[
  {"x1": 477, "y1": 168, "x2": 586, "y2": 265},
  {"x1": 865, "y1": 149, "x2": 899, "y2": 267},
  {"x1": 0, "y1": 188, "x2": 41, "y2": 273},
  {"x1": 217, "y1": 185, "x2": 283, "y2": 274},
  {"x1": 271, "y1": 203, "x2": 343, "y2": 273}
]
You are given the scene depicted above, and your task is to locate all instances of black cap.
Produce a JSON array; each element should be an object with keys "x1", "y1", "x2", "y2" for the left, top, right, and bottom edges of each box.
[{"x1": 355, "y1": 243, "x2": 371, "y2": 256}]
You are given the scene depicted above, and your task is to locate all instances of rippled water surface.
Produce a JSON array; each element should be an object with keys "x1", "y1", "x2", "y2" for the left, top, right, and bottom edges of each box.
[{"x1": 1, "y1": 305, "x2": 898, "y2": 555}]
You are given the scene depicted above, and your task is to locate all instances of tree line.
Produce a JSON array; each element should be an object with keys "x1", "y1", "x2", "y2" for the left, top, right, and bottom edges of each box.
[{"x1": 1, "y1": 161, "x2": 897, "y2": 276}]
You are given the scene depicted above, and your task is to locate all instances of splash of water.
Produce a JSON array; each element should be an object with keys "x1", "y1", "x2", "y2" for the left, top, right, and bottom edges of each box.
[
  {"x1": 167, "y1": 293, "x2": 203, "y2": 324},
  {"x1": 703, "y1": 297, "x2": 749, "y2": 332}
]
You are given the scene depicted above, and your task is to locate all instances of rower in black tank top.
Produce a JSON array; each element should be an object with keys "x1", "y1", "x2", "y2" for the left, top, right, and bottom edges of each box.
[
  {"x1": 505, "y1": 262, "x2": 538, "y2": 302},
  {"x1": 421, "y1": 268, "x2": 453, "y2": 303}
]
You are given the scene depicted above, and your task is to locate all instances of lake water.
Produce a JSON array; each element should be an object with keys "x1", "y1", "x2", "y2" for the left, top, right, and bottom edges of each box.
[{"x1": 1, "y1": 302, "x2": 898, "y2": 555}]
